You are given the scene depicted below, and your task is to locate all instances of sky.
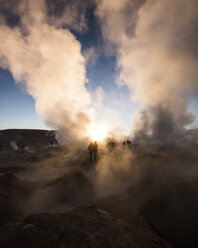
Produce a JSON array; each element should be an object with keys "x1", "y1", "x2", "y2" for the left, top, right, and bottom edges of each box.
[
  {"x1": 0, "y1": 0, "x2": 198, "y2": 142},
  {"x1": 0, "y1": 0, "x2": 139, "y2": 133}
]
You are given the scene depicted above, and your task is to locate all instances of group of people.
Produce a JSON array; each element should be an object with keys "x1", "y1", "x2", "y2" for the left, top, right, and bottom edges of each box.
[
  {"x1": 88, "y1": 139, "x2": 132, "y2": 162},
  {"x1": 122, "y1": 139, "x2": 132, "y2": 148},
  {"x1": 88, "y1": 141, "x2": 98, "y2": 162}
]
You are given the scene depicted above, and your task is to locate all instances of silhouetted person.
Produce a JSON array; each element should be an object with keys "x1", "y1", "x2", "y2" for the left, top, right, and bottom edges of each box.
[
  {"x1": 92, "y1": 141, "x2": 98, "y2": 161},
  {"x1": 123, "y1": 141, "x2": 127, "y2": 148},
  {"x1": 126, "y1": 140, "x2": 132, "y2": 148},
  {"x1": 88, "y1": 142, "x2": 93, "y2": 162},
  {"x1": 88, "y1": 142, "x2": 98, "y2": 162}
]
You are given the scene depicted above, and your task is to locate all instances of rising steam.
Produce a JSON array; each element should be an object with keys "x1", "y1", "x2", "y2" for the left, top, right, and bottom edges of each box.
[
  {"x1": 96, "y1": 0, "x2": 198, "y2": 145},
  {"x1": 0, "y1": 0, "x2": 93, "y2": 143},
  {"x1": 1, "y1": 0, "x2": 198, "y2": 145}
]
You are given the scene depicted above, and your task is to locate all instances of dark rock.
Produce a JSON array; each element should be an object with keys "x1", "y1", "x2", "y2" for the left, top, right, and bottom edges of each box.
[
  {"x1": 46, "y1": 169, "x2": 94, "y2": 206},
  {"x1": 0, "y1": 173, "x2": 29, "y2": 198},
  {"x1": 142, "y1": 178, "x2": 198, "y2": 248},
  {"x1": 0, "y1": 129, "x2": 57, "y2": 151},
  {"x1": 0, "y1": 205, "x2": 137, "y2": 248},
  {"x1": 0, "y1": 166, "x2": 25, "y2": 173},
  {"x1": 97, "y1": 177, "x2": 198, "y2": 248},
  {"x1": 0, "y1": 189, "x2": 22, "y2": 228},
  {"x1": 0, "y1": 173, "x2": 31, "y2": 227}
]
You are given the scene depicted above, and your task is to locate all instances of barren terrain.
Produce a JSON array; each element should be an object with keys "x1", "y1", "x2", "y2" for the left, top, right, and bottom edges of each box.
[{"x1": 0, "y1": 129, "x2": 198, "y2": 248}]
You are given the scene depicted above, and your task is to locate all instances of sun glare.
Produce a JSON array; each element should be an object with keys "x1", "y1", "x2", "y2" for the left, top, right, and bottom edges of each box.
[{"x1": 90, "y1": 124, "x2": 107, "y2": 142}]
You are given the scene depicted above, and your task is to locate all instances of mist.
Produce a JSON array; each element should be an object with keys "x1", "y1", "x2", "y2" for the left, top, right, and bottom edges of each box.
[
  {"x1": 0, "y1": 0, "x2": 93, "y2": 144},
  {"x1": 1, "y1": 0, "x2": 198, "y2": 145},
  {"x1": 0, "y1": 1, "x2": 198, "y2": 247},
  {"x1": 1, "y1": 0, "x2": 198, "y2": 204},
  {"x1": 96, "y1": 0, "x2": 198, "y2": 145}
]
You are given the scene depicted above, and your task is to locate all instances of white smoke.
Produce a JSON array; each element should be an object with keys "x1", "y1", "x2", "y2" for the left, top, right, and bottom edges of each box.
[
  {"x1": 10, "y1": 140, "x2": 18, "y2": 150},
  {"x1": 96, "y1": 0, "x2": 198, "y2": 144},
  {"x1": 0, "y1": 0, "x2": 93, "y2": 143}
]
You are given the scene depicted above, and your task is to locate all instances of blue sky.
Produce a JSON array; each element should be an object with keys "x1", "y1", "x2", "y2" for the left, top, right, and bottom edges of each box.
[
  {"x1": 0, "y1": 4, "x2": 138, "y2": 132},
  {"x1": 0, "y1": 55, "x2": 137, "y2": 131},
  {"x1": 0, "y1": 1, "x2": 198, "y2": 132},
  {"x1": 1, "y1": 57, "x2": 197, "y2": 131},
  {"x1": 0, "y1": 68, "x2": 48, "y2": 129}
]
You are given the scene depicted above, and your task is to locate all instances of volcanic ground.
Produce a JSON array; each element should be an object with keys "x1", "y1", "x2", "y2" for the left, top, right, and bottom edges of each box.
[{"x1": 0, "y1": 129, "x2": 198, "y2": 248}]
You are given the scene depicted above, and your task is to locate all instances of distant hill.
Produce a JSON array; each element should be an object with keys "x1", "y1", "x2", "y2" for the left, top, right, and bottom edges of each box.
[
  {"x1": 0, "y1": 129, "x2": 57, "y2": 151},
  {"x1": 0, "y1": 128, "x2": 197, "y2": 151}
]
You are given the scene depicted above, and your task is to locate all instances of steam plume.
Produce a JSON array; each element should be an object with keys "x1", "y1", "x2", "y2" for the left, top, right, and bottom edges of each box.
[
  {"x1": 0, "y1": 0, "x2": 93, "y2": 143},
  {"x1": 96, "y1": 0, "x2": 198, "y2": 145}
]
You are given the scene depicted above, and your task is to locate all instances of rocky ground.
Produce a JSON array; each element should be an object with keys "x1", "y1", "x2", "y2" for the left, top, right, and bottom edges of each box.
[{"x1": 0, "y1": 129, "x2": 198, "y2": 248}]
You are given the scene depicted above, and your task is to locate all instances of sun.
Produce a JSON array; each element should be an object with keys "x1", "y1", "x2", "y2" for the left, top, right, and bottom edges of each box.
[{"x1": 90, "y1": 124, "x2": 107, "y2": 142}]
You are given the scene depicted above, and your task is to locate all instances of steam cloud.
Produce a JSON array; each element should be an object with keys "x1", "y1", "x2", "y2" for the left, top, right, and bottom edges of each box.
[
  {"x1": 0, "y1": 0, "x2": 93, "y2": 143},
  {"x1": 96, "y1": 0, "x2": 198, "y2": 145},
  {"x1": 1, "y1": 0, "x2": 198, "y2": 146}
]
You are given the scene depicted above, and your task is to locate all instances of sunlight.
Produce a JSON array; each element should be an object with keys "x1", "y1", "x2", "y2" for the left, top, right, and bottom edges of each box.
[{"x1": 90, "y1": 124, "x2": 107, "y2": 142}]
